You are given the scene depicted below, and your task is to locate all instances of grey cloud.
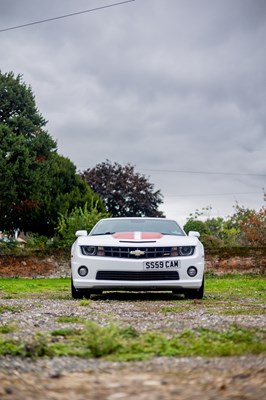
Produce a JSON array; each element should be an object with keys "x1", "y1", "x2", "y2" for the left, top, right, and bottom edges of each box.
[{"x1": 0, "y1": 0, "x2": 265, "y2": 222}]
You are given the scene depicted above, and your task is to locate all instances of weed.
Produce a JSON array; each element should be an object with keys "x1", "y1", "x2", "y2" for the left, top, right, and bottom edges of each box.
[
  {"x1": 160, "y1": 303, "x2": 195, "y2": 313},
  {"x1": 0, "y1": 322, "x2": 264, "y2": 360},
  {"x1": 51, "y1": 328, "x2": 80, "y2": 337},
  {"x1": 0, "y1": 323, "x2": 17, "y2": 334},
  {"x1": 79, "y1": 299, "x2": 91, "y2": 307},
  {"x1": 0, "y1": 305, "x2": 22, "y2": 313},
  {"x1": 0, "y1": 337, "x2": 24, "y2": 356},
  {"x1": 56, "y1": 316, "x2": 85, "y2": 324},
  {"x1": 217, "y1": 306, "x2": 265, "y2": 316}
]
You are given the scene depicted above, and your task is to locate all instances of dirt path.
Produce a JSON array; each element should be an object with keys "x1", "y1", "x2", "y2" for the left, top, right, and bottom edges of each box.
[{"x1": 0, "y1": 356, "x2": 266, "y2": 400}]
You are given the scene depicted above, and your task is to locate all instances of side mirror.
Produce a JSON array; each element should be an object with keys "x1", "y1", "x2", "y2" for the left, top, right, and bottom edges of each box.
[
  {"x1": 75, "y1": 230, "x2": 88, "y2": 238},
  {"x1": 188, "y1": 231, "x2": 200, "y2": 238}
]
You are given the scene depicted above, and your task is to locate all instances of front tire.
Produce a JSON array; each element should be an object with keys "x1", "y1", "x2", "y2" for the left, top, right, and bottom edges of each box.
[
  {"x1": 71, "y1": 276, "x2": 90, "y2": 299},
  {"x1": 185, "y1": 276, "x2": 204, "y2": 300}
]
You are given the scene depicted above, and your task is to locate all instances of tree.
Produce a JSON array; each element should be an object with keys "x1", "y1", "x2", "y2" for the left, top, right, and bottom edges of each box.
[
  {"x1": 0, "y1": 71, "x2": 104, "y2": 235},
  {"x1": 0, "y1": 72, "x2": 46, "y2": 136},
  {"x1": 184, "y1": 195, "x2": 266, "y2": 248},
  {"x1": 56, "y1": 201, "x2": 110, "y2": 246},
  {"x1": 229, "y1": 198, "x2": 266, "y2": 247},
  {"x1": 81, "y1": 160, "x2": 164, "y2": 217}
]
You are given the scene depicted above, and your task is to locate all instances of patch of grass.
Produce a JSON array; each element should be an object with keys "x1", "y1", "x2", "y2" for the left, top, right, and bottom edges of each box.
[
  {"x1": 1, "y1": 294, "x2": 25, "y2": 299},
  {"x1": 46, "y1": 293, "x2": 72, "y2": 300},
  {"x1": 161, "y1": 299, "x2": 266, "y2": 316},
  {"x1": 0, "y1": 278, "x2": 70, "y2": 298},
  {"x1": 0, "y1": 305, "x2": 22, "y2": 313},
  {"x1": 51, "y1": 328, "x2": 80, "y2": 337},
  {"x1": 56, "y1": 316, "x2": 86, "y2": 324},
  {"x1": 0, "y1": 322, "x2": 264, "y2": 360},
  {"x1": 79, "y1": 299, "x2": 91, "y2": 307},
  {"x1": 0, "y1": 323, "x2": 17, "y2": 334},
  {"x1": 205, "y1": 273, "x2": 266, "y2": 301},
  {"x1": 0, "y1": 275, "x2": 265, "y2": 302},
  {"x1": 160, "y1": 304, "x2": 194, "y2": 313},
  {"x1": 0, "y1": 337, "x2": 24, "y2": 356},
  {"x1": 216, "y1": 306, "x2": 265, "y2": 316}
]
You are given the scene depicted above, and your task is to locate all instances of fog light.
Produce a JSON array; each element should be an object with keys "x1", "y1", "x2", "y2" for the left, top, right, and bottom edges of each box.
[
  {"x1": 78, "y1": 266, "x2": 89, "y2": 277},
  {"x1": 187, "y1": 266, "x2": 197, "y2": 277}
]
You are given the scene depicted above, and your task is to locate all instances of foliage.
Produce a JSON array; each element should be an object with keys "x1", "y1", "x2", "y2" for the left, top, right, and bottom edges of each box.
[
  {"x1": 23, "y1": 233, "x2": 50, "y2": 249},
  {"x1": 0, "y1": 305, "x2": 22, "y2": 314},
  {"x1": 229, "y1": 201, "x2": 266, "y2": 246},
  {"x1": 0, "y1": 323, "x2": 17, "y2": 334},
  {"x1": 184, "y1": 208, "x2": 240, "y2": 249},
  {"x1": 0, "y1": 323, "x2": 264, "y2": 360},
  {"x1": 183, "y1": 219, "x2": 210, "y2": 236},
  {"x1": 0, "y1": 71, "x2": 103, "y2": 236},
  {"x1": 0, "y1": 72, "x2": 47, "y2": 135},
  {"x1": 184, "y1": 196, "x2": 265, "y2": 248},
  {"x1": 81, "y1": 160, "x2": 164, "y2": 217},
  {"x1": 56, "y1": 201, "x2": 110, "y2": 246}
]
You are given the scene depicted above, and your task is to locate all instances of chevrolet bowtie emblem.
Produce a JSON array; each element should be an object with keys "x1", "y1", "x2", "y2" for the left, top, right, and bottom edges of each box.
[{"x1": 130, "y1": 249, "x2": 146, "y2": 257}]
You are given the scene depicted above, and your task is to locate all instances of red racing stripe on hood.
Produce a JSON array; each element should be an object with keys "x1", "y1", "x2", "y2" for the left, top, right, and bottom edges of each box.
[
  {"x1": 112, "y1": 232, "x2": 163, "y2": 239},
  {"x1": 141, "y1": 232, "x2": 163, "y2": 239},
  {"x1": 112, "y1": 232, "x2": 135, "y2": 239}
]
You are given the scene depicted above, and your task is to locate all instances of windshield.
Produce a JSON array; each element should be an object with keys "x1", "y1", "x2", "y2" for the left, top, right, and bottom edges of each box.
[{"x1": 90, "y1": 219, "x2": 185, "y2": 236}]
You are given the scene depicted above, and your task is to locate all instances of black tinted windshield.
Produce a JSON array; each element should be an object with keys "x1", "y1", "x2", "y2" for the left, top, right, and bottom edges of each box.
[{"x1": 90, "y1": 219, "x2": 185, "y2": 236}]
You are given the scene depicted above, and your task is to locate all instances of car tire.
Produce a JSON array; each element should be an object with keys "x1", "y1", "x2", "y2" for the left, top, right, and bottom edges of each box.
[
  {"x1": 71, "y1": 276, "x2": 90, "y2": 299},
  {"x1": 185, "y1": 276, "x2": 204, "y2": 300}
]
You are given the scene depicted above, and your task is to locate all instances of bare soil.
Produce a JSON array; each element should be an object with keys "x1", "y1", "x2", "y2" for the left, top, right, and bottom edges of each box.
[{"x1": 0, "y1": 357, "x2": 265, "y2": 400}]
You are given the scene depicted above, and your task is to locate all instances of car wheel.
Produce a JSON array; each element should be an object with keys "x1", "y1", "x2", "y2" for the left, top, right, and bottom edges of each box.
[
  {"x1": 71, "y1": 276, "x2": 90, "y2": 299},
  {"x1": 185, "y1": 276, "x2": 204, "y2": 300}
]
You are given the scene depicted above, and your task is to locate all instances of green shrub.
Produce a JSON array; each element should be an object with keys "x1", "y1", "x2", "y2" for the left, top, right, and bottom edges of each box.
[{"x1": 55, "y1": 201, "x2": 110, "y2": 247}]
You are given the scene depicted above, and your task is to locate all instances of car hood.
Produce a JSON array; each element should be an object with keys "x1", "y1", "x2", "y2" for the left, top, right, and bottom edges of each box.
[{"x1": 76, "y1": 232, "x2": 199, "y2": 247}]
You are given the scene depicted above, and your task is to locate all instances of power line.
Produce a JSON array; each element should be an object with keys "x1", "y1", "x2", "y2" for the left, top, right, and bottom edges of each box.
[
  {"x1": 164, "y1": 191, "x2": 262, "y2": 198},
  {"x1": 77, "y1": 165, "x2": 266, "y2": 177},
  {"x1": 0, "y1": 0, "x2": 135, "y2": 33},
  {"x1": 138, "y1": 168, "x2": 266, "y2": 177}
]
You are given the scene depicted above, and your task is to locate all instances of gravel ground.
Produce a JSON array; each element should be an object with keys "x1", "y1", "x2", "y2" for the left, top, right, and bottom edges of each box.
[{"x1": 0, "y1": 290, "x2": 265, "y2": 399}]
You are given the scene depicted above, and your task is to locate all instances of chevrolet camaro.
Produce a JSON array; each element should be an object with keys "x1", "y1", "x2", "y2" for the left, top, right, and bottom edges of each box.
[{"x1": 71, "y1": 217, "x2": 205, "y2": 299}]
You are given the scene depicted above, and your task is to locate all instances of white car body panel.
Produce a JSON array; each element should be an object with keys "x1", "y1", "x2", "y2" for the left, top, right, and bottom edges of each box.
[{"x1": 71, "y1": 217, "x2": 204, "y2": 295}]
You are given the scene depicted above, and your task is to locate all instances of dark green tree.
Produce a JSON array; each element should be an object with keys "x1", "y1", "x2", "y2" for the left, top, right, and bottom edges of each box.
[
  {"x1": 0, "y1": 71, "x2": 104, "y2": 235},
  {"x1": 0, "y1": 72, "x2": 46, "y2": 136},
  {"x1": 81, "y1": 160, "x2": 164, "y2": 217}
]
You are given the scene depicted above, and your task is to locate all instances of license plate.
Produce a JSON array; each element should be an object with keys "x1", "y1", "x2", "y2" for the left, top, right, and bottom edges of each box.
[{"x1": 143, "y1": 260, "x2": 179, "y2": 270}]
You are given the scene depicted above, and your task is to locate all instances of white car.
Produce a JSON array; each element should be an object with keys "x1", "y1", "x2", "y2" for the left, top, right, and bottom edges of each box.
[{"x1": 71, "y1": 217, "x2": 205, "y2": 299}]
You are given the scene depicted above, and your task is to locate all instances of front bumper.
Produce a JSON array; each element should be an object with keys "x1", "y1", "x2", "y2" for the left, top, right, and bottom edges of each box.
[{"x1": 71, "y1": 254, "x2": 204, "y2": 291}]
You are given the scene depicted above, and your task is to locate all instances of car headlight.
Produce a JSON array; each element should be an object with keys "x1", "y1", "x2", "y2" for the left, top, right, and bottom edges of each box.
[
  {"x1": 178, "y1": 246, "x2": 195, "y2": 256},
  {"x1": 80, "y1": 246, "x2": 105, "y2": 256},
  {"x1": 80, "y1": 246, "x2": 97, "y2": 256}
]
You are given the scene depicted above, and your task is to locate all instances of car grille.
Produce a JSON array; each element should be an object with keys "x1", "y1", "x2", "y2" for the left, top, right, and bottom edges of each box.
[
  {"x1": 103, "y1": 246, "x2": 172, "y2": 259},
  {"x1": 96, "y1": 271, "x2": 179, "y2": 281}
]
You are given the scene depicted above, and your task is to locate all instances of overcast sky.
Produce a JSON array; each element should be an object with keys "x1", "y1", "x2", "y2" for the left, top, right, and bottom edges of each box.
[{"x1": 1, "y1": 0, "x2": 266, "y2": 225}]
